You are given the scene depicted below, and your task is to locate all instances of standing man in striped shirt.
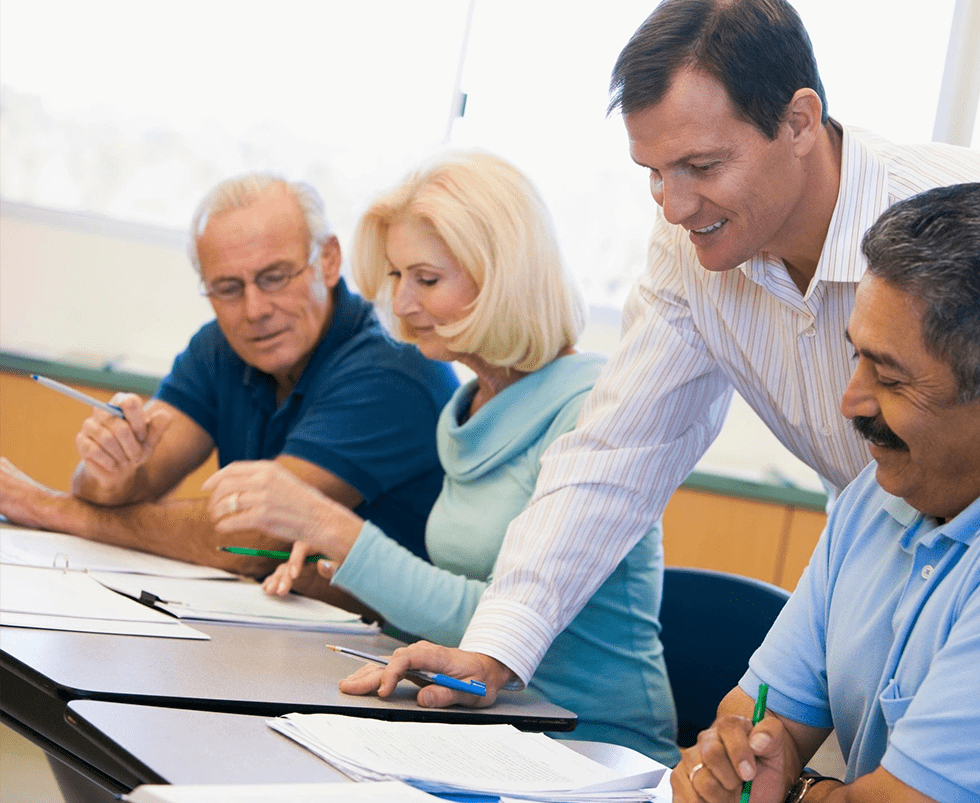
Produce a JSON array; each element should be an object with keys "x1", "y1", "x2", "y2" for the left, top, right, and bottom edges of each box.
[{"x1": 342, "y1": 0, "x2": 980, "y2": 733}]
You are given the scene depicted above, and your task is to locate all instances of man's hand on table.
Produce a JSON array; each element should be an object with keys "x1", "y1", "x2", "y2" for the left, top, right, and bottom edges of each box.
[
  {"x1": 339, "y1": 640, "x2": 518, "y2": 708},
  {"x1": 0, "y1": 457, "x2": 67, "y2": 530}
]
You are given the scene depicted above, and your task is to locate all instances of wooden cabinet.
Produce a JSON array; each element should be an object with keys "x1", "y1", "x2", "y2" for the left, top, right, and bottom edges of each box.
[{"x1": 663, "y1": 487, "x2": 825, "y2": 591}]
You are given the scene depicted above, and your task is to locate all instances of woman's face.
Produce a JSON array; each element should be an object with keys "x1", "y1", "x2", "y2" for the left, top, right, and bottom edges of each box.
[{"x1": 385, "y1": 216, "x2": 479, "y2": 362}]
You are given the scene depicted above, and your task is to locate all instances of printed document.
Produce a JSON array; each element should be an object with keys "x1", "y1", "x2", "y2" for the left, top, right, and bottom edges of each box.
[{"x1": 268, "y1": 713, "x2": 668, "y2": 802}]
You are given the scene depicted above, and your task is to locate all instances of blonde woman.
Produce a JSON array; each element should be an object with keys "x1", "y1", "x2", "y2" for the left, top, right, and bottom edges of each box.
[{"x1": 204, "y1": 152, "x2": 679, "y2": 763}]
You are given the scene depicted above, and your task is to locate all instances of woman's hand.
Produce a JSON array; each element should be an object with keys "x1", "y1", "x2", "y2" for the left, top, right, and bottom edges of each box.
[
  {"x1": 261, "y1": 540, "x2": 336, "y2": 596},
  {"x1": 202, "y1": 460, "x2": 364, "y2": 563}
]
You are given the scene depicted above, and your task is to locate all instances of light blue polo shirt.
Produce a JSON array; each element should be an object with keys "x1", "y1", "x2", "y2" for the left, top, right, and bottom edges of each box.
[{"x1": 741, "y1": 462, "x2": 980, "y2": 802}]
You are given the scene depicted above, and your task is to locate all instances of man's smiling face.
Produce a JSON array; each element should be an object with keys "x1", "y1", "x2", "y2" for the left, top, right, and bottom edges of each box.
[
  {"x1": 841, "y1": 273, "x2": 980, "y2": 520},
  {"x1": 625, "y1": 68, "x2": 808, "y2": 274}
]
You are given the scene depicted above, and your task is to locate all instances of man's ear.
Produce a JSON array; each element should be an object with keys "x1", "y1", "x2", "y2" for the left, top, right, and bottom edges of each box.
[
  {"x1": 785, "y1": 88, "x2": 823, "y2": 157},
  {"x1": 319, "y1": 235, "x2": 343, "y2": 287}
]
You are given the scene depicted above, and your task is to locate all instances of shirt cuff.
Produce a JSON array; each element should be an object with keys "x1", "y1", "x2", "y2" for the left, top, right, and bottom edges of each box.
[
  {"x1": 459, "y1": 598, "x2": 560, "y2": 687},
  {"x1": 330, "y1": 520, "x2": 382, "y2": 592}
]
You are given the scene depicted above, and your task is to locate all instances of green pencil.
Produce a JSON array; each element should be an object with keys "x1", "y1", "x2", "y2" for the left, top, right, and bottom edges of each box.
[
  {"x1": 219, "y1": 546, "x2": 327, "y2": 563},
  {"x1": 740, "y1": 682, "x2": 770, "y2": 803}
]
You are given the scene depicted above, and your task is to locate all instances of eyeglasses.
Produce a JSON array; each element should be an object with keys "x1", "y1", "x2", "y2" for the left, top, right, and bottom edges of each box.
[{"x1": 200, "y1": 244, "x2": 321, "y2": 302}]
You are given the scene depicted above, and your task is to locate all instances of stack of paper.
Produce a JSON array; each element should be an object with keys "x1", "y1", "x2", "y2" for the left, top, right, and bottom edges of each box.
[
  {"x1": 268, "y1": 713, "x2": 668, "y2": 802},
  {"x1": 0, "y1": 526, "x2": 376, "y2": 634},
  {"x1": 125, "y1": 781, "x2": 441, "y2": 802}
]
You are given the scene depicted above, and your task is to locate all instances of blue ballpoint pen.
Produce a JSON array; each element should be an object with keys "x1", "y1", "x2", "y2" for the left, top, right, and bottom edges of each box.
[{"x1": 327, "y1": 644, "x2": 487, "y2": 697}]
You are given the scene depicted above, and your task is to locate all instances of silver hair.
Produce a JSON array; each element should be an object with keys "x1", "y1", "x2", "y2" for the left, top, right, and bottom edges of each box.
[{"x1": 187, "y1": 172, "x2": 333, "y2": 273}]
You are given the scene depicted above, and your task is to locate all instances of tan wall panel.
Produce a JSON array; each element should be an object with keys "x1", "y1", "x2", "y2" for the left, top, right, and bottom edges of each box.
[
  {"x1": 778, "y1": 507, "x2": 828, "y2": 591},
  {"x1": 663, "y1": 487, "x2": 789, "y2": 586},
  {"x1": 1, "y1": 371, "x2": 104, "y2": 491}
]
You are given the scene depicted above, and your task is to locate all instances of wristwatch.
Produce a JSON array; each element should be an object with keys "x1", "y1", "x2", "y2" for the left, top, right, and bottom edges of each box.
[{"x1": 784, "y1": 768, "x2": 841, "y2": 802}]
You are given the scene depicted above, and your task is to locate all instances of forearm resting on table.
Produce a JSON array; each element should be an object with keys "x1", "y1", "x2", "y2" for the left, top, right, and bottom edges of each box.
[
  {"x1": 54, "y1": 491, "x2": 380, "y2": 616},
  {"x1": 29, "y1": 492, "x2": 279, "y2": 575}
]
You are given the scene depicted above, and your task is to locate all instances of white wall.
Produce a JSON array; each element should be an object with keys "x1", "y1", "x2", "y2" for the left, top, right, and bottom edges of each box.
[
  {"x1": 0, "y1": 201, "x2": 822, "y2": 492},
  {"x1": 0, "y1": 201, "x2": 212, "y2": 376}
]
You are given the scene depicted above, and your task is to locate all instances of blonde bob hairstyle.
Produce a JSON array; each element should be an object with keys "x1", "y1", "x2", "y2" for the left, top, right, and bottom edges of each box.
[{"x1": 353, "y1": 152, "x2": 586, "y2": 373}]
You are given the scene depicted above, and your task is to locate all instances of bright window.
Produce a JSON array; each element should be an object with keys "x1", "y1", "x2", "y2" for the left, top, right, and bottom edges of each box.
[
  {"x1": 1, "y1": 0, "x2": 972, "y2": 490},
  {"x1": 0, "y1": 0, "x2": 469, "y2": 242},
  {"x1": 0, "y1": 0, "x2": 966, "y2": 309},
  {"x1": 451, "y1": 0, "x2": 962, "y2": 305}
]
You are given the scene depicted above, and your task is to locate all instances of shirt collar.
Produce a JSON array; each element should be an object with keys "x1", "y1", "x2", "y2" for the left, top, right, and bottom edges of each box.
[
  {"x1": 886, "y1": 488, "x2": 980, "y2": 552},
  {"x1": 813, "y1": 123, "x2": 890, "y2": 285},
  {"x1": 739, "y1": 123, "x2": 890, "y2": 290}
]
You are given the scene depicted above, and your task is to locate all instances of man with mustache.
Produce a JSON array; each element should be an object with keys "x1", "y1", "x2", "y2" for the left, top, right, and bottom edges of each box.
[
  {"x1": 851, "y1": 415, "x2": 908, "y2": 454},
  {"x1": 671, "y1": 183, "x2": 980, "y2": 802},
  {"x1": 0, "y1": 173, "x2": 458, "y2": 598}
]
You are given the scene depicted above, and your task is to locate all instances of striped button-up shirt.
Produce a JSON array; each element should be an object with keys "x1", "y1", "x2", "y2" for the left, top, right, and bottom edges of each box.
[{"x1": 461, "y1": 125, "x2": 980, "y2": 684}]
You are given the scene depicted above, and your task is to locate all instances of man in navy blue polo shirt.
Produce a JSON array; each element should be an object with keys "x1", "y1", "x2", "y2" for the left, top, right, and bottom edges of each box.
[{"x1": 0, "y1": 173, "x2": 458, "y2": 606}]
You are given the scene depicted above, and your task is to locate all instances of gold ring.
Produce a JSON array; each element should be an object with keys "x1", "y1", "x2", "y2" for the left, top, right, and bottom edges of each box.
[{"x1": 689, "y1": 762, "x2": 705, "y2": 783}]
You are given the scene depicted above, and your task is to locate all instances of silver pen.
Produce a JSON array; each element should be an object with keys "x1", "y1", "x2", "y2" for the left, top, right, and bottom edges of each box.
[{"x1": 31, "y1": 373, "x2": 125, "y2": 418}]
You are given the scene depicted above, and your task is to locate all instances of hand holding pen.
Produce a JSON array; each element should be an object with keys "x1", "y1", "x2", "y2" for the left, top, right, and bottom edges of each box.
[
  {"x1": 328, "y1": 645, "x2": 487, "y2": 697},
  {"x1": 31, "y1": 374, "x2": 173, "y2": 502},
  {"x1": 739, "y1": 683, "x2": 769, "y2": 803},
  {"x1": 217, "y1": 545, "x2": 336, "y2": 598},
  {"x1": 675, "y1": 681, "x2": 794, "y2": 803},
  {"x1": 339, "y1": 640, "x2": 511, "y2": 710}
]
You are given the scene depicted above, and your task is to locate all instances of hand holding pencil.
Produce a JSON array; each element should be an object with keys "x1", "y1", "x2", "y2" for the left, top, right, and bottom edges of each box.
[
  {"x1": 29, "y1": 374, "x2": 175, "y2": 502},
  {"x1": 674, "y1": 681, "x2": 799, "y2": 803},
  {"x1": 202, "y1": 460, "x2": 365, "y2": 596}
]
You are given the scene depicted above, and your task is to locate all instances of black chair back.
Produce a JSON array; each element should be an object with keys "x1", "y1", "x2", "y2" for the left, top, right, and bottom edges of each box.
[{"x1": 660, "y1": 566, "x2": 791, "y2": 747}]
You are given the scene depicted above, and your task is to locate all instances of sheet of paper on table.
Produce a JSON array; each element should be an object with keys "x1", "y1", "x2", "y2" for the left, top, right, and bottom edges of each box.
[
  {"x1": 0, "y1": 564, "x2": 208, "y2": 639},
  {"x1": 0, "y1": 525, "x2": 236, "y2": 579},
  {"x1": 268, "y1": 713, "x2": 669, "y2": 802},
  {"x1": 93, "y1": 572, "x2": 378, "y2": 633}
]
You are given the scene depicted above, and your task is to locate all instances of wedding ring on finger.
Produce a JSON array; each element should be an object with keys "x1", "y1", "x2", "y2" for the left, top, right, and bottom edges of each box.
[
  {"x1": 688, "y1": 762, "x2": 705, "y2": 783},
  {"x1": 226, "y1": 492, "x2": 240, "y2": 516}
]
